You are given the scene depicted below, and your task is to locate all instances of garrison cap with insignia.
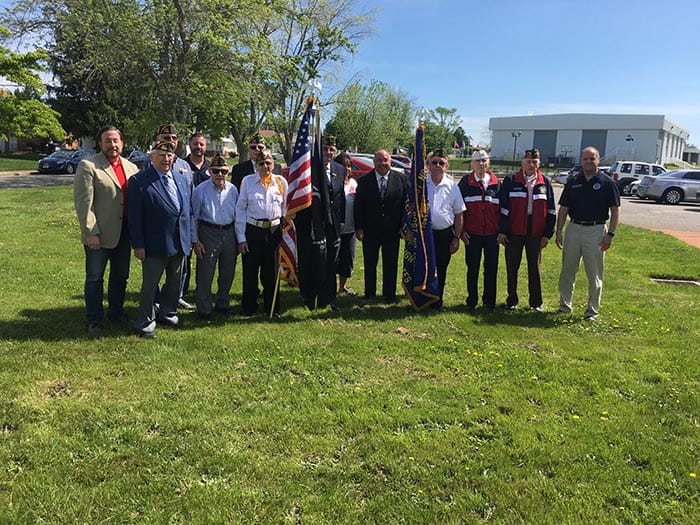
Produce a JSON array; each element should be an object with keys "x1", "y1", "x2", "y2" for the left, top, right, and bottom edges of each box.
[
  {"x1": 210, "y1": 154, "x2": 228, "y2": 167},
  {"x1": 151, "y1": 140, "x2": 176, "y2": 153},
  {"x1": 523, "y1": 148, "x2": 540, "y2": 159},
  {"x1": 249, "y1": 132, "x2": 266, "y2": 145},
  {"x1": 321, "y1": 135, "x2": 336, "y2": 147},
  {"x1": 471, "y1": 149, "x2": 489, "y2": 160},
  {"x1": 157, "y1": 122, "x2": 177, "y2": 136},
  {"x1": 255, "y1": 150, "x2": 274, "y2": 163},
  {"x1": 431, "y1": 147, "x2": 447, "y2": 158}
]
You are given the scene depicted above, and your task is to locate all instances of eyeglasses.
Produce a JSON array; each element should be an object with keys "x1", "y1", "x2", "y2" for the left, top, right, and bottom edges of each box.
[
  {"x1": 431, "y1": 160, "x2": 446, "y2": 166},
  {"x1": 161, "y1": 134, "x2": 177, "y2": 141},
  {"x1": 211, "y1": 168, "x2": 228, "y2": 174},
  {"x1": 249, "y1": 144, "x2": 265, "y2": 151},
  {"x1": 257, "y1": 160, "x2": 273, "y2": 166}
]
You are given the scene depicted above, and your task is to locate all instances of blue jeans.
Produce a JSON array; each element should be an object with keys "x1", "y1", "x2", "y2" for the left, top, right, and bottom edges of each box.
[{"x1": 84, "y1": 223, "x2": 131, "y2": 323}]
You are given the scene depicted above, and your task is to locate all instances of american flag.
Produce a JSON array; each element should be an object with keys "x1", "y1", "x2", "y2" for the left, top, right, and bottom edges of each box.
[{"x1": 279, "y1": 97, "x2": 315, "y2": 286}]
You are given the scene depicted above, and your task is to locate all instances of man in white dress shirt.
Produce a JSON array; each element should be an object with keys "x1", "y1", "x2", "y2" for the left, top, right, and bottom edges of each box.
[
  {"x1": 192, "y1": 154, "x2": 238, "y2": 320},
  {"x1": 426, "y1": 148, "x2": 465, "y2": 310},
  {"x1": 235, "y1": 151, "x2": 288, "y2": 318}
]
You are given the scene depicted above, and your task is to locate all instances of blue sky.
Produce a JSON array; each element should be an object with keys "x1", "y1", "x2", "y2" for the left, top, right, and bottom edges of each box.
[
  {"x1": 346, "y1": 0, "x2": 700, "y2": 145},
  {"x1": 3, "y1": 0, "x2": 699, "y2": 146}
]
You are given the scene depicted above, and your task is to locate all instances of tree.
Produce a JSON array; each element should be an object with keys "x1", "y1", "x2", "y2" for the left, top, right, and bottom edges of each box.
[
  {"x1": 1, "y1": 0, "x2": 375, "y2": 160},
  {"x1": 324, "y1": 80, "x2": 416, "y2": 153},
  {"x1": 422, "y1": 106, "x2": 461, "y2": 152},
  {"x1": 0, "y1": 26, "x2": 64, "y2": 149}
]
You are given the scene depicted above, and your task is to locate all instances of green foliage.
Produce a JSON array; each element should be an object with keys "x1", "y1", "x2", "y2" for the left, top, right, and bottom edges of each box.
[
  {"x1": 423, "y1": 106, "x2": 461, "y2": 152},
  {"x1": 0, "y1": 28, "x2": 65, "y2": 141},
  {"x1": 1, "y1": 1, "x2": 375, "y2": 161},
  {"x1": 0, "y1": 185, "x2": 698, "y2": 522},
  {"x1": 325, "y1": 80, "x2": 416, "y2": 153}
]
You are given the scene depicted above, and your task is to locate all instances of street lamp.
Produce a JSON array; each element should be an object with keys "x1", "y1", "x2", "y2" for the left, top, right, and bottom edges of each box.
[
  {"x1": 625, "y1": 134, "x2": 634, "y2": 160},
  {"x1": 511, "y1": 131, "x2": 521, "y2": 168}
]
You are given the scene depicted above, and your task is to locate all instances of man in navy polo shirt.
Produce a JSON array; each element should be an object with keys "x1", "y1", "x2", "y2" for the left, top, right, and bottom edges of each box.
[{"x1": 555, "y1": 146, "x2": 620, "y2": 321}]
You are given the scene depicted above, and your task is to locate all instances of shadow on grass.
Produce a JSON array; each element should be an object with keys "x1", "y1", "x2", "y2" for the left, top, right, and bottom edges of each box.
[{"x1": 1, "y1": 290, "x2": 559, "y2": 342}]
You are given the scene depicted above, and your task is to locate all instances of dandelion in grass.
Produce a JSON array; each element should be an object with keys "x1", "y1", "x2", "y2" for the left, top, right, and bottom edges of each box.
[
  {"x1": 571, "y1": 415, "x2": 580, "y2": 420},
  {"x1": 690, "y1": 472, "x2": 696, "y2": 478}
]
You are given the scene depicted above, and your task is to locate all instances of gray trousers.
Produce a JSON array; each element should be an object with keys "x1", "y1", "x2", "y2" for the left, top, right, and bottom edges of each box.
[
  {"x1": 195, "y1": 224, "x2": 237, "y2": 314},
  {"x1": 136, "y1": 253, "x2": 184, "y2": 333}
]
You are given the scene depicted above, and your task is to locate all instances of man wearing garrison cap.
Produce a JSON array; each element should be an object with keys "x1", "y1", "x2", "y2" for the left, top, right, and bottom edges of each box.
[
  {"x1": 144, "y1": 122, "x2": 196, "y2": 310},
  {"x1": 191, "y1": 154, "x2": 238, "y2": 320},
  {"x1": 230, "y1": 132, "x2": 282, "y2": 191},
  {"x1": 128, "y1": 140, "x2": 195, "y2": 338},
  {"x1": 498, "y1": 148, "x2": 556, "y2": 312}
]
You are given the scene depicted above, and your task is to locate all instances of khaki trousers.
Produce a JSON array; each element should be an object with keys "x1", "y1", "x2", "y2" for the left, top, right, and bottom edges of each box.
[{"x1": 558, "y1": 222, "x2": 606, "y2": 317}]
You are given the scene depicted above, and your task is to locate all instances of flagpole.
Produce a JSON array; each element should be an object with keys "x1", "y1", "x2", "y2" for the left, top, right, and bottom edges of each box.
[{"x1": 270, "y1": 263, "x2": 282, "y2": 320}]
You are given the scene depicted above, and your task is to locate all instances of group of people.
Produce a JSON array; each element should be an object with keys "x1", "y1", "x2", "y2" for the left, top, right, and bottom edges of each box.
[
  {"x1": 73, "y1": 121, "x2": 620, "y2": 339},
  {"x1": 424, "y1": 145, "x2": 619, "y2": 321}
]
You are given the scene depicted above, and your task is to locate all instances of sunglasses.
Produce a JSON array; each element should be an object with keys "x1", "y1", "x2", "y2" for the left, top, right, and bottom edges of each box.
[
  {"x1": 211, "y1": 168, "x2": 228, "y2": 174},
  {"x1": 161, "y1": 134, "x2": 177, "y2": 141},
  {"x1": 249, "y1": 144, "x2": 265, "y2": 150},
  {"x1": 431, "y1": 160, "x2": 447, "y2": 166},
  {"x1": 257, "y1": 160, "x2": 273, "y2": 166}
]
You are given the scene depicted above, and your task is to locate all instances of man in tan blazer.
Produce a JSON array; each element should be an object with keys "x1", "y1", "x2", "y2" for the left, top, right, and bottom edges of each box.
[{"x1": 74, "y1": 125, "x2": 139, "y2": 338}]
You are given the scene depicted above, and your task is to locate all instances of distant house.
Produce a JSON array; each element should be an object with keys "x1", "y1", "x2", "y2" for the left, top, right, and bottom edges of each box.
[{"x1": 489, "y1": 114, "x2": 690, "y2": 166}]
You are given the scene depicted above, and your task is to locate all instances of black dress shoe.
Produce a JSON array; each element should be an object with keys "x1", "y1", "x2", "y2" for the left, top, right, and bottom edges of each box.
[
  {"x1": 329, "y1": 303, "x2": 340, "y2": 312},
  {"x1": 213, "y1": 307, "x2": 233, "y2": 316},
  {"x1": 87, "y1": 322, "x2": 103, "y2": 339},
  {"x1": 197, "y1": 312, "x2": 212, "y2": 321},
  {"x1": 108, "y1": 313, "x2": 129, "y2": 324}
]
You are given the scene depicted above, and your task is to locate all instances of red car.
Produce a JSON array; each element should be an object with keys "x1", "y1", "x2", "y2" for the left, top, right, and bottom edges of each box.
[{"x1": 348, "y1": 155, "x2": 374, "y2": 180}]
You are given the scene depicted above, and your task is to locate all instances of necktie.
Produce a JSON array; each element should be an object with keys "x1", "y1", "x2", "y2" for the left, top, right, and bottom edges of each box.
[
  {"x1": 379, "y1": 176, "x2": 386, "y2": 198},
  {"x1": 163, "y1": 174, "x2": 180, "y2": 212}
]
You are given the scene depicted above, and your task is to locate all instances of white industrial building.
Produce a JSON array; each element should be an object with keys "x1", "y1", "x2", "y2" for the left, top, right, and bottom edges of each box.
[{"x1": 489, "y1": 114, "x2": 690, "y2": 166}]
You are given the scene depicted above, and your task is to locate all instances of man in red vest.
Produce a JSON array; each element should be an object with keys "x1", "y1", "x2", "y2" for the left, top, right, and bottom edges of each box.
[{"x1": 498, "y1": 149, "x2": 556, "y2": 311}]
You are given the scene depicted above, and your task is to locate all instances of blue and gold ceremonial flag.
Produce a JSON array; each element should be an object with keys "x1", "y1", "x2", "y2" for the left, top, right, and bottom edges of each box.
[{"x1": 402, "y1": 124, "x2": 439, "y2": 310}]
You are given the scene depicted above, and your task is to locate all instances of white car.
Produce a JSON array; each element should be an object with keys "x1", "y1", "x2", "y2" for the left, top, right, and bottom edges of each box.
[{"x1": 551, "y1": 166, "x2": 582, "y2": 185}]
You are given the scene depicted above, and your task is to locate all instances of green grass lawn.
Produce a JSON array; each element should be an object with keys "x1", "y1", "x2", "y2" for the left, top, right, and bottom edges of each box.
[
  {"x1": 0, "y1": 186, "x2": 698, "y2": 523},
  {"x1": 0, "y1": 153, "x2": 43, "y2": 172}
]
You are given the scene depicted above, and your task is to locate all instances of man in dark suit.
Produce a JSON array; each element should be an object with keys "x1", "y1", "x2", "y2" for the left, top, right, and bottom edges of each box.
[
  {"x1": 354, "y1": 149, "x2": 408, "y2": 303},
  {"x1": 317, "y1": 135, "x2": 346, "y2": 311},
  {"x1": 230, "y1": 132, "x2": 282, "y2": 191},
  {"x1": 128, "y1": 140, "x2": 195, "y2": 338}
]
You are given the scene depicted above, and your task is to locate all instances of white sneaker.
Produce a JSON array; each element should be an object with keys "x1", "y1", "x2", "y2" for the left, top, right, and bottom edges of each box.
[{"x1": 178, "y1": 299, "x2": 195, "y2": 310}]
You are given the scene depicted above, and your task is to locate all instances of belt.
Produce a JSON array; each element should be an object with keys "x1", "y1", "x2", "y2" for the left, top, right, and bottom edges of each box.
[
  {"x1": 199, "y1": 220, "x2": 233, "y2": 230},
  {"x1": 247, "y1": 217, "x2": 281, "y2": 229},
  {"x1": 572, "y1": 220, "x2": 606, "y2": 226}
]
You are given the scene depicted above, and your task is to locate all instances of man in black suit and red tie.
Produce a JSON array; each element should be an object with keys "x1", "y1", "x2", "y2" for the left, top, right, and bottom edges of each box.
[{"x1": 353, "y1": 149, "x2": 408, "y2": 303}]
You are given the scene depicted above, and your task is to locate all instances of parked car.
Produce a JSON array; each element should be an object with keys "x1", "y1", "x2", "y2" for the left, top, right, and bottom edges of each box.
[
  {"x1": 609, "y1": 161, "x2": 666, "y2": 196},
  {"x1": 391, "y1": 154, "x2": 412, "y2": 170},
  {"x1": 347, "y1": 155, "x2": 374, "y2": 180},
  {"x1": 352, "y1": 153, "x2": 410, "y2": 175},
  {"x1": 127, "y1": 149, "x2": 149, "y2": 169},
  {"x1": 636, "y1": 169, "x2": 700, "y2": 204},
  {"x1": 37, "y1": 149, "x2": 91, "y2": 174},
  {"x1": 551, "y1": 165, "x2": 582, "y2": 185}
]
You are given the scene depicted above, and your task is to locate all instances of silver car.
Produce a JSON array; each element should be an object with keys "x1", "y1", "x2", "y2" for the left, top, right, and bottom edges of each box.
[{"x1": 636, "y1": 169, "x2": 700, "y2": 204}]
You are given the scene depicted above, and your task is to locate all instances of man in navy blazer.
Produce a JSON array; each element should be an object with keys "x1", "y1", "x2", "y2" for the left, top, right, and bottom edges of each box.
[
  {"x1": 128, "y1": 140, "x2": 195, "y2": 338},
  {"x1": 353, "y1": 149, "x2": 408, "y2": 303}
]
